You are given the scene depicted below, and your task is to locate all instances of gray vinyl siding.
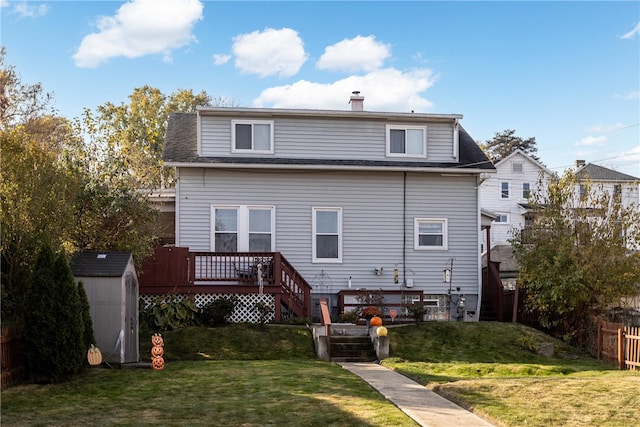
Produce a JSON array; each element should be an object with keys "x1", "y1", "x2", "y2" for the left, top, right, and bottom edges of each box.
[
  {"x1": 200, "y1": 116, "x2": 456, "y2": 163},
  {"x1": 176, "y1": 168, "x2": 479, "y2": 295}
]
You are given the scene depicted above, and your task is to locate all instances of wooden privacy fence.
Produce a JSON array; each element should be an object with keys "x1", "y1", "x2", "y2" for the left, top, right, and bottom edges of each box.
[
  {"x1": 1, "y1": 326, "x2": 25, "y2": 388},
  {"x1": 597, "y1": 320, "x2": 640, "y2": 370}
]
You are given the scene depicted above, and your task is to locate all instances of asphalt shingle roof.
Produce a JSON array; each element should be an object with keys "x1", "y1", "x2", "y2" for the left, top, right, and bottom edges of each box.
[
  {"x1": 164, "y1": 112, "x2": 495, "y2": 171},
  {"x1": 576, "y1": 163, "x2": 639, "y2": 182},
  {"x1": 70, "y1": 251, "x2": 133, "y2": 277}
]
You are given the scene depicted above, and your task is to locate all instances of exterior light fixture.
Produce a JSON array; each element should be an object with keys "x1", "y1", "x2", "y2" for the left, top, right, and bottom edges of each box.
[{"x1": 443, "y1": 268, "x2": 451, "y2": 283}]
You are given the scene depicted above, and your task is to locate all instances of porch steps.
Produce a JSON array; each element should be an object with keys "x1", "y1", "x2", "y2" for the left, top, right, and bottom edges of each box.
[{"x1": 329, "y1": 334, "x2": 377, "y2": 363}]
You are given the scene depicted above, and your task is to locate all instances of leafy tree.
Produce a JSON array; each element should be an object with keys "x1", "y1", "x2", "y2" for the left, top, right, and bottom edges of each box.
[
  {"x1": 0, "y1": 120, "x2": 80, "y2": 322},
  {"x1": 480, "y1": 129, "x2": 541, "y2": 164},
  {"x1": 511, "y1": 171, "x2": 640, "y2": 343},
  {"x1": 80, "y1": 85, "x2": 211, "y2": 189},
  {"x1": 0, "y1": 47, "x2": 54, "y2": 130},
  {"x1": 23, "y1": 245, "x2": 85, "y2": 383}
]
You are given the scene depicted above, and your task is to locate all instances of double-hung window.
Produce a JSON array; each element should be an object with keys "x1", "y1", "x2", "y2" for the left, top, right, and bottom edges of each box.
[
  {"x1": 231, "y1": 120, "x2": 274, "y2": 153},
  {"x1": 414, "y1": 218, "x2": 448, "y2": 250},
  {"x1": 313, "y1": 207, "x2": 342, "y2": 262},
  {"x1": 212, "y1": 205, "x2": 275, "y2": 252},
  {"x1": 501, "y1": 182, "x2": 509, "y2": 199},
  {"x1": 522, "y1": 183, "x2": 531, "y2": 199},
  {"x1": 386, "y1": 125, "x2": 426, "y2": 158}
]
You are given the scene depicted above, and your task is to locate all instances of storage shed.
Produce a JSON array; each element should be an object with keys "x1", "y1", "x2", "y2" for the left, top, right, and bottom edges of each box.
[{"x1": 71, "y1": 251, "x2": 139, "y2": 364}]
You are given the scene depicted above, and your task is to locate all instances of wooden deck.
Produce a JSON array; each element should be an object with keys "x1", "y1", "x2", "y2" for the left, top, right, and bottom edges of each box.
[{"x1": 138, "y1": 247, "x2": 312, "y2": 321}]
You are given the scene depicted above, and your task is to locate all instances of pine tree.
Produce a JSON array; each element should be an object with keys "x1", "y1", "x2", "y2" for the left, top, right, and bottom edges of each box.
[
  {"x1": 77, "y1": 281, "x2": 96, "y2": 358},
  {"x1": 23, "y1": 245, "x2": 85, "y2": 383}
]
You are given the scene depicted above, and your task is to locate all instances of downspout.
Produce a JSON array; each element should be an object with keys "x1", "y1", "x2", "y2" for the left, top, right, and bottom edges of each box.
[{"x1": 403, "y1": 172, "x2": 407, "y2": 285}]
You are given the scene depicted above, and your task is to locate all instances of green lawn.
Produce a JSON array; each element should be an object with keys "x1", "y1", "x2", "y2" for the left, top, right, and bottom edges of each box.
[{"x1": 2, "y1": 322, "x2": 639, "y2": 426}]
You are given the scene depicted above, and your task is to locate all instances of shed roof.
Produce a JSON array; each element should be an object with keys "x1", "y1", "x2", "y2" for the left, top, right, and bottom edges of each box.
[
  {"x1": 163, "y1": 112, "x2": 495, "y2": 172},
  {"x1": 481, "y1": 244, "x2": 519, "y2": 272},
  {"x1": 70, "y1": 251, "x2": 133, "y2": 277}
]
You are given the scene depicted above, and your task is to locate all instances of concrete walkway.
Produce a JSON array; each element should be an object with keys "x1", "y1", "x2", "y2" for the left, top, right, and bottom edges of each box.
[{"x1": 340, "y1": 362, "x2": 494, "y2": 427}]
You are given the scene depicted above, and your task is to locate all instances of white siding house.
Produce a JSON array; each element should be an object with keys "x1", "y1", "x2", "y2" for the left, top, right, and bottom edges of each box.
[
  {"x1": 164, "y1": 96, "x2": 495, "y2": 320},
  {"x1": 479, "y1": 150, "x2": 552, "y2": 249},
  {"x1": 575, "y1": 161, "x2": 640, "y2": 211}
]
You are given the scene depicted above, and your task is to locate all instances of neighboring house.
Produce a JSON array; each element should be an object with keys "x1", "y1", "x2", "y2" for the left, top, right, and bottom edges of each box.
[
  {"x1": 160, "y1": 93, "x2": 495, "y2": 321},
  {"x1": 479, "y1": 149, "x2": 552, "y2": 250},
  {"x1": 574, "y1": 161, "x2": 640, "y2": 210}
]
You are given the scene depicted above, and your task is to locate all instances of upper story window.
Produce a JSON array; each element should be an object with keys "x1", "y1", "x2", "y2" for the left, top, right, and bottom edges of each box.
[
  {"x1": 231, "y1": 120, "x2": 274, "y2": 153},
  {"x1": 522, "y1": 183, "x2": 531, "y2": 199},
  {"x1": 313, "y1": 207, "x2": 342, "y2": 262},
  {"x1": 212, "y1": 205, "x2": 275, "y2": 252},
  {"x1": 386, "y1": 125, "x2": 426, "y2": 158},
  {"x1": 512, "y1": 162, "x2": 523, "y2": 173},
  {"x1": 613, "y1": 184, "x2": 622, "y2": 198},
  {"x1": 579, "y1": 184, "x2": 587, "y2": 200},
  {"x1": 501, "y1": 182, "x2": 509, "y2": 199},
  {"x1": 414, "y1": 218, "x2": 448, "y2": 250}
]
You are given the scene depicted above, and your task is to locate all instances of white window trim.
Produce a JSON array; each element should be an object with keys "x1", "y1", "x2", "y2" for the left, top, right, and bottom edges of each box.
[
  {"x1": 312, "y1": 207, "x2": 343, "y2": 263},
  {"x1": 501, "y1": 182, "x2": 510, "y2": 199},
  {"x1": 231, "y1": 120, "x2": 275, "y2": 154},
  {"x1": 522, "y1": 183, "x2": 531, "y2": 199},
  {"x1": 414, "y1": 218, "x2": 448, "y2": 250},
  {"x1": 512, "y1": 162, "x2": 523, "y2": 173},
  {"x1": 493, "y1": 214, "x2": 509, "y2": 224},
  {"x1": 385, "y1": 124, "x2": 427, "y2": 158},
  {"x1": 210, "y1": 205, "x2": 276, "y2": 252}
]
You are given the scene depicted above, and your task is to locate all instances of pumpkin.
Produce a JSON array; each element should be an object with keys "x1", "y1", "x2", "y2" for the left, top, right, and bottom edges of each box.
[
  {"x1": 376, "y1": 326, "x2": 388, "y2": 337},
  {"x1": 87, "y1": 344, "x2": 102, "y2": 366},
  {"x1": 151, "y1": 356, "x2": 165, "y2": 370},
  {"x1": 151, "y1": 345, "x2": 164, "y2": 358},
  {"x1": 151, "y1": 333, "x2": 164, "y2": 347},
  {"x1": 369, "y1": 316, "x2": 383, "y2": 327}
]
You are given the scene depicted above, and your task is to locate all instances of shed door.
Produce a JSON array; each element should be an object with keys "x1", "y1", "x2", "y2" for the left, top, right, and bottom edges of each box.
[{"x1": 124, "y1": 274, "x2": 139, "y2": 363}]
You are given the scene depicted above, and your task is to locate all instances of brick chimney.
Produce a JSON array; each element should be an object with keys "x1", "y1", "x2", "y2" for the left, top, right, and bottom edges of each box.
[
  {"x1": 576, "y1": 160, "x2": 586, "y2": 168},
  {"x1": 349, "y1": 91, "x2": 364, "y2": 111}
]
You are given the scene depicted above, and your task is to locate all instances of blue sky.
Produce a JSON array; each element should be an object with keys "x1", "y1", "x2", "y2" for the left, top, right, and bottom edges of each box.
[{"x1": 2, "y1": 0, "x2": 639, "y2": 176}]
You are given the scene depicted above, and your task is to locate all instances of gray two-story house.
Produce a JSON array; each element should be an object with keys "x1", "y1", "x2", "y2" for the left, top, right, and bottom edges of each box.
[{"x1": 161, "y1": 94, "x2": 495, "y2": 322}]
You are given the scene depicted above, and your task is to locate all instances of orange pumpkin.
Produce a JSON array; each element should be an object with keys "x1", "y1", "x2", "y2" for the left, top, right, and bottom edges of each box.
[
  {"x1": 369, "y1": 316, "x2": 383, "y2": 327},
  {"x1": 151, "y1": 345, "x2": 164, "y2": 358},
  {"x1": 151, "y1": 356, "x2": 164, "y2": 370},
  {"x1": 151, "y1": 333, "x2": 164, "y2": 347},
  {"x1": 87, "y1": 344, "x2": 102, "y2": 366}
]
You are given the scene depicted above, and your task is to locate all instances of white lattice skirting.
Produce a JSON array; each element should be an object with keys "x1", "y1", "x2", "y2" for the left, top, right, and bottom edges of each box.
[{"x1": 141, "y1": 293, "x2": 275, "y2": 324}]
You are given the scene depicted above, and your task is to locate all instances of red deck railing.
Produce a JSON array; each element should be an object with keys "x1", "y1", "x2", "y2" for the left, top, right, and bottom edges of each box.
[{"x1": 138, "y1": 247, "x2": 312, "y2": 321}]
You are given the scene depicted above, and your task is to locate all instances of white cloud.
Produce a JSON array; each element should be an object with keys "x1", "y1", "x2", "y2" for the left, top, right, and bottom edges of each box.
[
  {"x1": 73, "y1": 0, "x2": 203, "y2": 68},
  {"x1": 620, "y1": 22, "x2": 640, "y2": 39},
  {"x1": 316, "y1": 35, "x2": 391, "y2": 73},
  {"x1": 615, "y1": 91, "x2": 640, "y2": 100},
  {"x1": 232, "y1": 28, "x2": 307, "y2": 78},
  {"x1": 213, "y1": 54, "x2": 230, "y2": 66},
  {"x1": 10, "y1": 1, "x2": 49, "y2": 18},
  {"x1": 0, "y1": 0, "x2": 8, "y2": 8},
  {"x1": 252, "y1": 68, "x2": 436, "y2": 112},
  {"x1": 574, "y1": 135, "x2": 607, "y2": 147},
  {"x1": 586, "y1": 123, "x2": 626, "y2": 133}
]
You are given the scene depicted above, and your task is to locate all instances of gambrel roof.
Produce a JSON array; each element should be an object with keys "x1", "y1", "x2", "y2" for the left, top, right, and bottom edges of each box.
[
  {"x1": 164, "y1": 111, "x2": 495, "y2": 172},
  {"x1": 576, "y1": 163, "x2": 639, "y2": 182}
]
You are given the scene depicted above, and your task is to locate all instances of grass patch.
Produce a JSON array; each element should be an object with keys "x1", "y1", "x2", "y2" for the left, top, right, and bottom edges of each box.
[
  {"x1": 140, "y1": 324, "x2": 317, "y2": 361},
  {"x1": 381, "y1": 322, "x2": 640, "y2": 426},
  {"x1": 2, "y1": 360, "x2": 419, "y2": 426},
  {"x1": 3, "y1": 322, "x2": 639, "y2": 426}
]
